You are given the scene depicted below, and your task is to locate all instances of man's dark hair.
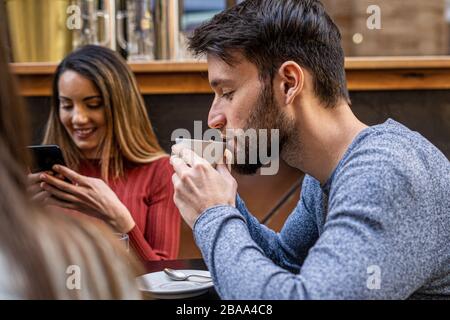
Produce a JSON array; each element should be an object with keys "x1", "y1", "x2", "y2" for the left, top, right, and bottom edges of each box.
[{"x1": 188, "y1": 0, "x2": 350, "y2": 107}]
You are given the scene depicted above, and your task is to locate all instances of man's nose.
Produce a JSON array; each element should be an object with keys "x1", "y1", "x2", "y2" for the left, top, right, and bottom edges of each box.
[{"x1": 208, "y1": 107, "x2": 226, "y2": 129}]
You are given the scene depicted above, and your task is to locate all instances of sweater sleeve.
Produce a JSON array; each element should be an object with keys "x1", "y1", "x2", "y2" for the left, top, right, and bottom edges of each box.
[
  {"x1": 128, "y1": 158, "x2": 181, "y2": 261},
  {"x1": 193, "y1": 144, "x2": 444, "y2": 299},
  {"x1": 235, "y1": 179, "x2": 319, "y2": 273}
]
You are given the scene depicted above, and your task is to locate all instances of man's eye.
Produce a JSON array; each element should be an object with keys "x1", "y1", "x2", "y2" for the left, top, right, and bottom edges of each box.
[{"x1": 222, "y1": 91, "x2": 235, "y2": 100}]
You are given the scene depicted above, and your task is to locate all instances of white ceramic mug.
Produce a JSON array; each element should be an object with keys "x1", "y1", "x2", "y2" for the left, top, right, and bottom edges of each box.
[{"x1": 175, "y1": 138, "x2": 231, "y2": 168}]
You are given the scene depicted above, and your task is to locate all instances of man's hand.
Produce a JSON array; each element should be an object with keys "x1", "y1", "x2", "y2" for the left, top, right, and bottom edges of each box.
[{"x1": 170, "y1": 144, "x2": 237, "y2": 229}]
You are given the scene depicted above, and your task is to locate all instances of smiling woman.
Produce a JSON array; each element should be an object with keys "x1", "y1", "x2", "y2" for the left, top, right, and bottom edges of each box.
[
  {"x1": 57, "y1": 70, "x2": 107, "y2": 159},
  {"x1": 45, "y1": 45, "x2": 166, "y2": 180},
  {"x1": 27, "y1": 45, "x2": 181, "y2": 262}
]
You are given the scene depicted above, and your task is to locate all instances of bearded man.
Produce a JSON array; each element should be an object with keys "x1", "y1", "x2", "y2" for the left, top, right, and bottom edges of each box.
[{"x1": 170, "y1": 0, "x2": 450, "y2": 299}]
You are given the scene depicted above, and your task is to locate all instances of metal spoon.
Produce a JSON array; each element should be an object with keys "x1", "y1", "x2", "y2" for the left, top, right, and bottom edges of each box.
[{"x1": 163, "y1": 268, "x2": 212, "y2": 282}]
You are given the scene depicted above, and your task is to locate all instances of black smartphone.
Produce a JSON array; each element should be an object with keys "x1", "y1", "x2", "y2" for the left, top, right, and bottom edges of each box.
[{"x1": 27, "y1": 145, "x2": 67, "y2": 174}]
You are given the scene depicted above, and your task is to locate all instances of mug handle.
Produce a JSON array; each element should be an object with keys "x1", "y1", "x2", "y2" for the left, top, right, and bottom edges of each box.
[
  {"x1": 116, "y1": 11, "x2": 128, "y2": 50},
  {"x1": 96, "y1": 11, "x2": 110, "y2": 46}
]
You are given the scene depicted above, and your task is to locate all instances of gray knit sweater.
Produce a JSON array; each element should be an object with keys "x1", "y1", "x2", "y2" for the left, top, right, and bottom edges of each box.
[{"x1": 194, "y1": 119, "x2": 450, "y2": 299}]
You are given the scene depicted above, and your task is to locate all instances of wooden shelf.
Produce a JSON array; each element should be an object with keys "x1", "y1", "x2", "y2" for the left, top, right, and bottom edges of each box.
[{"x1": 10, "y1": 57, "x2": 450, "y2": 96}]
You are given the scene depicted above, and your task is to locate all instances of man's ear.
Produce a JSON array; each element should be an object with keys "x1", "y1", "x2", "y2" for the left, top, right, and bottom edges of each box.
[{"x1": 277, "y1": 61, "x2": 304, "y2": 105}]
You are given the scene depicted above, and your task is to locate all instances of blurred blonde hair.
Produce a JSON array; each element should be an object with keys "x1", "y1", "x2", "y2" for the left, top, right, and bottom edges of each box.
[
  {"x1": 0, "y1": 30, "x2": 143, "y2": 300},
  {"x1": 44, "y1": 45, "x2": 166, "y2": 182}
]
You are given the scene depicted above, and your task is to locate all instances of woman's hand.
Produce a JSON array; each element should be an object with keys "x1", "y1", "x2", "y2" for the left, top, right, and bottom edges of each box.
[
  {"x1": 27, "y1": 171, "x2": 53, "y2": 204},
  {"x1": 28, "y1": 170, "x2": 68, "y2": 203},
  {"x1": 39, "y1": 165, "x2": 136, "y2": 233}
]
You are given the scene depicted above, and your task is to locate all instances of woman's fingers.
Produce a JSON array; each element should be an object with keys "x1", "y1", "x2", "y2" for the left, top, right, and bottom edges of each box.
[
  {"x1": 40, "y1": 173, "x2": 82, "y2": 197},
  {"x1": 55, "y1": 173, "x2": 66, "y2": 181},
  {"x1": 44, "y1": 197, "x2": 103, "y2": 221},
  {"x1": 27, "y1": 171, "x2": 54, "y2": 198},
  {"x1": 52, "y1": 165, "x2": 85, "y2": 186},
  {"x1": 30, "y1": 189, "x2": 51, "y2": 203},
  {"x1": 44, "y1": 196, "x2": 78, "y2": 211},
  {"x1": 27, "y1": 171, "x2": 52, "y2": 184},
  {"x1": 27, "y1": 172, "x2": 42, "y2": 184},
  {"x1": 27, "y1": 183, "x2": 43, "y2": 196},
  {"x1": 41, "y1": 182, "x2": 81, "y2": 204}
]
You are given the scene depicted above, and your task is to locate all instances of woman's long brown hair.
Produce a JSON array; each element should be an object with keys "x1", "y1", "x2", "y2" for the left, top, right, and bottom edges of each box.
[
  {"x1": 0, "y1": 29, "x2": 142, "y2": 299},
  {"x1": 43, "y1": 45, "x2": 166, "y2": 182}
]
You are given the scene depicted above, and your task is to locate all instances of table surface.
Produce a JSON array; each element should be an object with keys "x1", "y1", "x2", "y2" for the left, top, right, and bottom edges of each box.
[{"x1": 141, "y1": 259, "x2": 220, "y2": 300}]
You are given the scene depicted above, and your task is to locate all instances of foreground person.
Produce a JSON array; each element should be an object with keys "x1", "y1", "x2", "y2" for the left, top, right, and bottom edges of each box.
[{"x1": 0, "y1": 32, "x2": 141, "y2": 299}]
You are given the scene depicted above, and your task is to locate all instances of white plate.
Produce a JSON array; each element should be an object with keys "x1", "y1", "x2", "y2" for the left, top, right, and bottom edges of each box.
[{"x1": 137, "y1": 270, "x2": 213, "y2": 299}]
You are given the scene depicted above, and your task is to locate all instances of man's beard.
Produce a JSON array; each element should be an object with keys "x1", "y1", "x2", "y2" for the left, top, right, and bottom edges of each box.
[{"x1": 230, "y1": 82, "x2": 297, "y2": 175}]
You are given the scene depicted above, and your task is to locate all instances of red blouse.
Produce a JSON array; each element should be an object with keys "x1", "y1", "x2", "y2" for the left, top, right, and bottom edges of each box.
[{"x1": 78, "y1": 156, "x2": 180, "y2": 261}]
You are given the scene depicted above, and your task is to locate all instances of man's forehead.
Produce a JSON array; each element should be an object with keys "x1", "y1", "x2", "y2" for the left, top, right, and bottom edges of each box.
[
  {"x1": 207, "y1": 52, "x2": 258, "y2": 84},
  {"x1": 207, "y1": 53, "x2": 240, "y2": 72}
]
